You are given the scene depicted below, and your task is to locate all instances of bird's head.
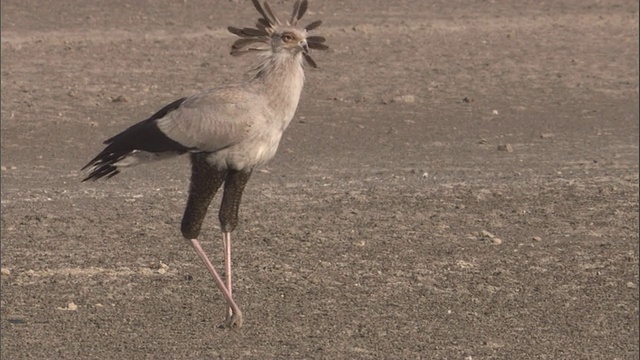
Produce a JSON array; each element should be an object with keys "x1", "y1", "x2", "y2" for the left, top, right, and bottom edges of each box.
[{"x1": 228, "y1": 0, "x2": 328, "y2": 68}]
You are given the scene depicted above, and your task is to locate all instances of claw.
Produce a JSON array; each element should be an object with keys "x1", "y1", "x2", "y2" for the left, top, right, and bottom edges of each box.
[{"x1": 217, "y1": 310, "x2": 243, "y2": 328}]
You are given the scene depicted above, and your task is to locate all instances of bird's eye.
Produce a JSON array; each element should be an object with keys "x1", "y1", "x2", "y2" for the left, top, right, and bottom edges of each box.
[{"x1": 281, "y1": 34, "x2": 294, "y2": 42}]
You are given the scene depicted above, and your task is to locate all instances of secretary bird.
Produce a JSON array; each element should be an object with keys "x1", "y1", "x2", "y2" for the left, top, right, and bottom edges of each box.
[{"x1": 82, "y1": 0, "x2": 327, "y2": 328}]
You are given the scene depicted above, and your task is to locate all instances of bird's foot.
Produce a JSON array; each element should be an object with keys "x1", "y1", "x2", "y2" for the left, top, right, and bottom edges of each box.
[{"x1": 216, "y1": 310, "x2": 243, "y2": 329}]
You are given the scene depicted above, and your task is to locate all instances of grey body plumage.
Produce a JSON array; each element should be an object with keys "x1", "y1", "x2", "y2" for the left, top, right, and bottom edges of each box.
[{"x1": 82, "y1": 0, "x2": 327, "y2": 328}]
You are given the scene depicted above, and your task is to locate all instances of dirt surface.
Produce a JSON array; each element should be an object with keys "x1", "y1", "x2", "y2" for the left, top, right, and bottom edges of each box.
[{"x1": 1, "y1": 0, "x2": 639, "y2": 358}]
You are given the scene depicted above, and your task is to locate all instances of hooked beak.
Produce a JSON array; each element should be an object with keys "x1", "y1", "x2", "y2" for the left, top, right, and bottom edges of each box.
[{"x1": 300, "y1": 39, "x2": 309, "y2": 54}]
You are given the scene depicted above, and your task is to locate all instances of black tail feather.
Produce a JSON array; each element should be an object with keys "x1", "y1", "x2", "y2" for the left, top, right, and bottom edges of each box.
[{"x1": 82, "y1": 97, "x2": 189, "y2": 181}]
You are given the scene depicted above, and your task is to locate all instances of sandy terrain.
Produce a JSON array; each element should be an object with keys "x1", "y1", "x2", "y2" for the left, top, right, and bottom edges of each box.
[{"x1": 1, "y1": 0, "x2": 638, "y2": 358}]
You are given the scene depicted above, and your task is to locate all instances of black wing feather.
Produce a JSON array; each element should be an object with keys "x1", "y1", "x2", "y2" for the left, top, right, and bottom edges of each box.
[{"x1": 82, "y1": 97, "x2": 190, "y2": 181}]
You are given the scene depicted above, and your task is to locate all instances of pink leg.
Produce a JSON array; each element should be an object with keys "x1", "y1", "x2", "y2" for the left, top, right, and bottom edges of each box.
[
  {"x1": 190, "y1": 239, "x2": 243, "y2": 328},
  {"x1": 222, "y1": 232, "x2": 234, "y2": 319}
]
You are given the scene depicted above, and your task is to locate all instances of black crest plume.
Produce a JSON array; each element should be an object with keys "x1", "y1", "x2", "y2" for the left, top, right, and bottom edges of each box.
[{"x1": 227, "y1": 0, "x2": 328, "y2": 68}]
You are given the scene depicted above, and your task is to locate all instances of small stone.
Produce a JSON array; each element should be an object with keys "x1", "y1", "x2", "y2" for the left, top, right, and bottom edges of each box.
[
  {"x1": 111, "y1": 95, "x2": 128, "y2": 103},
  {"x1": 532, "y1": 236, "x2": 542, "y2": 242},
  {"x1": 1, "y1": 268, "x2": 10, "y2": 276},
  {"x1": 149, "y1": 261, "x2": 167, "y2": 270},
  {"x1": 58, "y1": 302, "x2": 78, "y2": 311},
  {"x1": 139, "y1": 268, "x2": 153, "y2": 275},
  {"x1": 497, "y1": 144, "x2": 514, "y2": 152},
  {"x1": 156, "y1": 262, "x2": 168, "y2": 274},
  {"x1": 352, "y1": 25, "x2": 369, "y2": 34},
  {"x1": 392, "y1": 95, "x2": 416, "y2": 103},
  {"x1": 491, "y1": 238, "x2": 503, "y2": 245},
  {"x1": 1, "y1": 166, "x2": 7, "y2": 171},
  {"x1": 626, "y1": 282, "x2": 637, "y2": 289},
  {"x1": 540, "y1": 133, "x2": 555, "y2": 139},
  {"x1": 480, "y1": 230, "x2": 495, "y2": 238}
]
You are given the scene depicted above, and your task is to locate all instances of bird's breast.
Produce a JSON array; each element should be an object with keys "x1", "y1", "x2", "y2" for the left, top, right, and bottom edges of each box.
[{"x1": 205, "y1": 126, "x2": 284, "y2": 171}]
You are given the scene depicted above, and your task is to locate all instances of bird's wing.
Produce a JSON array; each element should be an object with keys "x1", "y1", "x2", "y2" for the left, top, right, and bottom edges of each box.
[
  {"x1": 82, "y1": 86, "x2": 265, "y2": 181},
  {"x1": 156, "y1": 86, "x2": 263, "y2": 153}
]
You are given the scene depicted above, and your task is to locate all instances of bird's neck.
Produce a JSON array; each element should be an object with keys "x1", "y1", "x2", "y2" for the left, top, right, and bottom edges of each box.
[{"x1": 251, "y1": 52, "x2": 305, "y2": 120}]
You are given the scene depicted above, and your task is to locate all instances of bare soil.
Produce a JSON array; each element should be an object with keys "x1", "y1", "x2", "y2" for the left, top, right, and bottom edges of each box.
[{"x1": 1, "y1": 0, "x2": 639, "y2": 358}]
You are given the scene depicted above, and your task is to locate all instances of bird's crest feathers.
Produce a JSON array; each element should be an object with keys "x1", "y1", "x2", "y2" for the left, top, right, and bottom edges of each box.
[{"x1": 228, "y1": 0, "x2": 328, "y2": 68}]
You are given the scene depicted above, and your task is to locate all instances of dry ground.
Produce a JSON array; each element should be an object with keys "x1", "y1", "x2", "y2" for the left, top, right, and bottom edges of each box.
[{"x1": 1, "y1": 0, "x2": 639, "y2": 358}]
